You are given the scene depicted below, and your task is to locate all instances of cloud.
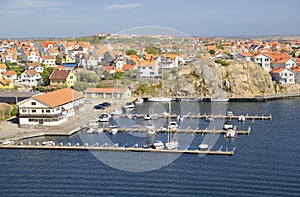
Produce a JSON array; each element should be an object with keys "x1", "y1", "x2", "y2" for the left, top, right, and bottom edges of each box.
[
  {"x1": 0, "y1": 0, "x2": 67, "y2": 10},
  {"x1": 104, "y1": 3, "x2": 141, "y2": 10}
]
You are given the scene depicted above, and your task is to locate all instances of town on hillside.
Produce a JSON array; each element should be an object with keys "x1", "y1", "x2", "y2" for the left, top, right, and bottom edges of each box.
[{"x1": 0, "y1": 33, "x2": 300, "y2": 96}]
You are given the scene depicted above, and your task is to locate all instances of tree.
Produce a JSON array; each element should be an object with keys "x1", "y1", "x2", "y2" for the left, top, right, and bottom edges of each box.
[
  {"x1": 78, "y1": 72, "x2": 99, "y2": 83},
  {"x1": 73, "y1": 81, "x2": 90, "y2": 91},
  {"x1": 144, "y1": 47, "x2": 162, "y2": 55},
  {"x1": 41, "y1": 67, "x2": 54, "y2": 85},
  {"x1": 209, "y1": 49, "x2": 216, "y2": 55},
  {"x1": 125, "y1": 49, "x2": 137, "y2": 56}
]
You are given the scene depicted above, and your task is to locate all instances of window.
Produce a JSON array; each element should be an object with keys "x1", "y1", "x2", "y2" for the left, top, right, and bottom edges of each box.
[
  {"x1": 22, "y1": 109, "x2": 26, "y2": 113},
  {"x1": 31, "y1": 102, "x2": 36, "y2": 105},
  {"x1": 46, "y1": 110, "x2": 50, "y2": 113},
  {"x1": 32, "y1": 110, "x2": 36, "y2": 113},
  {"x1": 142, "y1": 67, "x2": 145, "y2": 69},
  {"x1": 70, "y1": 76, "x2": 73, "y2": 79}
]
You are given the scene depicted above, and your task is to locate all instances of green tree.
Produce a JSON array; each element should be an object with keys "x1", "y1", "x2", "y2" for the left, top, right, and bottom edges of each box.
[
  {"x1": 41, "y1": 67, "x2": 54, "y2": 85},
  {"x1": 209, "y1": 49, "x2": 216, "y2": 55},
  {"x1": 125, "y1": 49, "x2": 138, "y2": 56},
  {"x1": 144, "y1": 47, "x2": 162, "y2": 55},
  {"x1": 73, "y1": 81, "x2": 90, "y2": 91},
  {"x1": 12, "y1": 66, "x2": 25, "y2": 76},
  {"x1": 78, "y1": 72, "x2": 99, "y2": 83}
]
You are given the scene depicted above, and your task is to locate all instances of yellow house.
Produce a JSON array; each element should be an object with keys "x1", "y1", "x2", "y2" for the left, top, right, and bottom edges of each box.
[
  {"x1": 49, "y1": 69, "x2": 77, "y2": 87},
  {"x1": 0, "y1": 78, "x2": 14, "y2": 89}
]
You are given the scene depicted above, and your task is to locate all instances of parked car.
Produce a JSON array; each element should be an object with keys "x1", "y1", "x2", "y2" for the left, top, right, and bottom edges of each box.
[
  {"x1": 94, "y1": 104, "x2": 105, "y2": 110},
  {"x1": 101, "y1": 102, "x2": 111, "y2": 107}
]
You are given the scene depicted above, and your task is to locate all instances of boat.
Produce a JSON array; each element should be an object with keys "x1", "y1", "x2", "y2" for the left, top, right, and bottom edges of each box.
[
  {"x1": 199, "y1": 143, "x2": 210, "y2": 150},
  {"x1": 165, "y1": 138, "x2": 178, "y2": 150},
  {"x1": 135, "y1": 97, "x2": 144, "y2": 104},
  {"x1": 226, "y1": 111, "x2": 234, "y2": 116},
  {"x1": 111, "y1": 128, "x2": 118, "y2": 135},
  {"x1": 211, "y1": 97, "x2": 229, "y2": 102},
  {"x1": 2, "y1": 140, "x2": 14, "y2": 145},
  {"x1": 226, "y1": 129, "x2": 237, "y2": 138},
  {"x1": 223, "y1": 120, "x2": 234, "y2": 130},
  {"x1": 123, "y1": 102, "x2": 135, "y2": 109},
  {"x1": 42, "y1": 141, "x2": 55, "y2": 146},
  {"x1": 148, "y1": 97, "x2": 172, "y2": 102},
  {"x1": 238, "y1": 115, "x2": 246, "y2": 122},
  {"x1": 153, "y1": 141, "x2": 164, "y2": 149},
  {"x1": 144, "y1": 114, "x2": 151, "y2": 120},
  {"x1": 86, "y1": 128, "x2": 95, "y2": 134},
  {"x1": 99, "y1": 113, "x2": 111, "y2": 122},
  {"x1": 177, "y1": 115, "x2": 184, "y2": 122},
  {"x1": 143, "y1": 140, "x2": 154, "y2": 148},
  {"x1": 168, "y1": 121, "x2": 179, "y2": 130}
]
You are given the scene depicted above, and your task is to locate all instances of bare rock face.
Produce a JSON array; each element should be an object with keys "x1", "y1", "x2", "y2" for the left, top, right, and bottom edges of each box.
[{"x1": 175, "y1": 59, "x2": 276, "y2": 97}]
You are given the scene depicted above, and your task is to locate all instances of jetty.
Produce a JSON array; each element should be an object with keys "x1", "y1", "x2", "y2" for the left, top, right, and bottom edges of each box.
[
  {"x1": 101, "y1": 126, "x2": 251, "y2": 135},
  {"x1": 0, "y1": 144, "x2": 235, "y2": 156},
  {"x1": 115, "y1": 113, "x2": 272, "y2": 121}
]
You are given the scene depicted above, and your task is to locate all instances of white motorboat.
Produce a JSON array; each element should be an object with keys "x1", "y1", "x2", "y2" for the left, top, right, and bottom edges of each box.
[
  {"x1": 168, "y1": 121, "x2": 179, "y2": 130},
  {"x1": 211, "y1": 97, "x2": 229, "y2": 102},
  {"x1": 99, "y1": 113, "x2": 111, "y2": 122},
  {"x1": 226, "y1": 129, "x2": 237, "y2": 138},
  {"x1": 153, "y1": 141, "x2": 164, "y2": 149},
  {"x1": 165, "y1": 137, "x2": 178, "y2": 150},
  {"x1": 223, "y1": 120, "x2": 234, "y2": 130},
  {"x1": 199, "y1": 143, "x2": 210, "y2": 150},
  {"x1": 2, "y1": 140, "x2": 14, "y2": 145},
  {"x1": 238, "y1": 115, "x2": 246, "y2": 122},
  {"x1": 148, "y1": 97, "x2": 171, "y2": 102},
  {"x1": 86, "y1": 128, "x2": 95, "y2": 134},
  {"x1": 123, "y1": 102, "x2": 135, "y2": 109},
  {"x1": 135, "y1": 97, "x2": 144, "y2": 104},
  {"x1": 143, "y1": 140, "x2": 154, "y2": 148},
  {"x1": 144, "y1": 114, "x2": 151, "y2": 120},
  {"x1": 42, "y1": 141, "x2": 55, "y2": 146},
  {"x1": 111, "y1": 128, "x2": 118, "y2": 135}
]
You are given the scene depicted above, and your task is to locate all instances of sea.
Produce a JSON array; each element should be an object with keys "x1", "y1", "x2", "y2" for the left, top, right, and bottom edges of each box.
[{"x1": 0, "y1": 99, "x2": 300, "y2": 197}]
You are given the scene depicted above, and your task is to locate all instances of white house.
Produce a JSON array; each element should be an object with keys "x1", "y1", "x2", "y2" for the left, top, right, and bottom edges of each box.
[
  {"x1": 115, "y1": 59, "x2": 126, "y2": 69},
  {"x1": 137, "y1": 60, "x2": 159, "y2": 78},
  {"x1": 17, "y1": 88, "x2": 84, "y2": 126},
  {"x1": 25, "y1": 62, "x2": 44, "y2": 73},
  {"x1": 252, "y1": 53, "x2": 272, "y2": 71},
  {"x1": 269, "y1": 67, "x2": 295, "y2": 84},
  {"x1": 40, "y1": 55, "x2": 56, "y2": 67},
  {"x1": 18, "y1": 70, "x2": 42, "y2": 86},
  {"x1": 156, "y1": 54, "x2": 179, "y2": 69},
  {"x1": 22, "y1": 50, "x2": 40, "y2": 62},
  {"x1": 271, "y1": 58, "x2": 297, "y2": 69}
]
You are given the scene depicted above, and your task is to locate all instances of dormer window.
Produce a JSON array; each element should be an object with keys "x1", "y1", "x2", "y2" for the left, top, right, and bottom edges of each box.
[{"x1": 31, "y1": 102, "x2": 36, "y2": 105}]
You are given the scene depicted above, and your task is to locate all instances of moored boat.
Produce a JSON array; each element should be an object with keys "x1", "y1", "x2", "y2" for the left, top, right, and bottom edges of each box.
[
  {"x1": 135, "y1": 97, "x2": 144, "y2": 104},
  {"x1": 99, "y1": 113, "x2": 111, "y2": 122},
  {"x1": 211, "y1": 97, "x2": 229, "y2": 102},
  {"x1": 148, "y1": 97, "x2": 171, "y2": 102},
  {"x1": 123, "y1": 102, "x2": 135, "y2": 110},
  {"x1": 199, "y1": 143, "x2": 210, "y2": 150}
]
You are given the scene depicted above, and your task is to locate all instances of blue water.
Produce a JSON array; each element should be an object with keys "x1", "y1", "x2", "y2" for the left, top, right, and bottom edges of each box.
[{"x1": 1, "y1": 99, "x2": 300, "y2": 196}]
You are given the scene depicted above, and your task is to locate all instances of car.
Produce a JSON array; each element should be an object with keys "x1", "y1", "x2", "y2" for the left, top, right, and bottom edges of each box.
[
  {"x1": 94, "y1": 104, "x2": 105, "y2": 110},
  {"x1": 101, "y1": 102, "x2": 111, "y2": 107}
]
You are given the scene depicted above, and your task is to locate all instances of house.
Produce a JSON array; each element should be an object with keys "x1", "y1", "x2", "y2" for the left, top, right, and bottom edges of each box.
[
  {"x1": 17, "y1": 88, "x2": 84, "y2": 126},
  {"x1": 84, "y1": 87, "x2": 131, "y2": 99},
  {"x1": 22, "y1": 48, "x2": 40, "y2": 62},
  {"x1": 49, "y1": 69, "x2": 76, "y2": 87},
  {"x1": 115, "y1": 59, "x2": 126, "y2": 69},
  {"x1": 269, "y1": 67, "x2": 295, "y2": 84},
  {"x1": 271, "y1": 57, "x2": 297, "y2": 69},
  {"x1": 25, "y1": 62, "x2": 44, "y2": 73},
  {"x1": 156, "y1": 54, "x2": 179, "y2": 69},
  {"x1": 234, "y1": 52, "x2": 252, "y2": 61},
  {"x1": 136, "y1": 60, "x2": 159, "y2": 78},
  {"x1": 2, "y1": 70, "x2": 17, "y2": 81},
  {"x1": 18, "y1": 70, "x2": 42, "y2": 87},
  {"x1": 79, "y1": 55, "x2": 98, "y2": 69},
  {"x1": 290, "y1": 66, "x2": 300, "y2": 84},
  {"x1": 2, "y1": 48, "x2": 18, "y2": 63},
  {"x1": 0, "y1": 78, "x2": 14, "y2": 90},
  {"x1": 0, "y1": 63, "x2": 7, "y2": 73},
  {"x1": 252, "y1": 53, "x2": 272, "y2": 71},
  {"x1": 122, "y1": 64, "x2": 136, "y2": 71},
  {"x1": 40, "y1": 55, "x2": 56, "y2": 67}
]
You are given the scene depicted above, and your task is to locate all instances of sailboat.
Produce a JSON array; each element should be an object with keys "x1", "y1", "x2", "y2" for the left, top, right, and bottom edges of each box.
[{"x1": 165, "y1": 101, "x2": 178, "y2": 150}]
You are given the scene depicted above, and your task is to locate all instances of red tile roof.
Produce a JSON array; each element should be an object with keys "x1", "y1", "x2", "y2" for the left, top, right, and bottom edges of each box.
[
  {"x1": 122, "y1": 64, "x2": 136, "y2": 71},
  {"x1": 84, "y1": 87, "x2": 128, "y2": 94},
  {"x1": 2, "y1": 70, "x2": 17, "y2": 76},
  {"x1": 33, "y1": 88, "x2": 84, "y2": 107},
  {"x1": 0, "y1": 78, "x2": 12, "y2": 85},
  {"x1": 50, "y1": 70, "x2": 71, "y2": 81},
  {"x1": 270, "y1": 67, "x2": 288, "y2": 73},
  {"x1": 0, "y1": 63, "x2": 7, "y2": 69},
  {"x1": 26, "y1": 70, "x2": 38, "y2": 77},
  {"x1": 27, "y1": 62, "x2": 41, "y2": 67}
]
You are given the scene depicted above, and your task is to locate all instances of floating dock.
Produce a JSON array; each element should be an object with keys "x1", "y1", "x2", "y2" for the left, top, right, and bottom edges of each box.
[
  {"x1": 0, "y1": 145, "x2": 234, "y2": 155},
  {"x1": 115, "y1": 113, "x2": 272, "y2": 121},
  {"x1": 101, "y1": 127, "x2": 251, "y2": 135}
]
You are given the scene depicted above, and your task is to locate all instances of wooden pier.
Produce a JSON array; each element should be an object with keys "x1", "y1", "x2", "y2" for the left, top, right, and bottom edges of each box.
[
  {"x1": 101, "y1": 127, "x2": 251, "y2": 135},
  {"x1": 0, "y1": 144, "x2": 234, "y2": 155},
  {"x1": 114, "y1": 113, "x2": 272, "y2": 121}
]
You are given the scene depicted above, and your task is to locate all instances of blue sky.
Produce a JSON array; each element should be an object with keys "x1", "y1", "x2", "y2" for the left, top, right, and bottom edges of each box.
[{"x1": 0, "y1": 0, "x2": 299, "y2": 38}]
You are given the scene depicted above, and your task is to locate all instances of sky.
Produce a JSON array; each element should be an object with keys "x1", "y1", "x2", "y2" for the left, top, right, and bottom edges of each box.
[{"x1": 0, "y1": 0, "x2": 300, "y2": 38}]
